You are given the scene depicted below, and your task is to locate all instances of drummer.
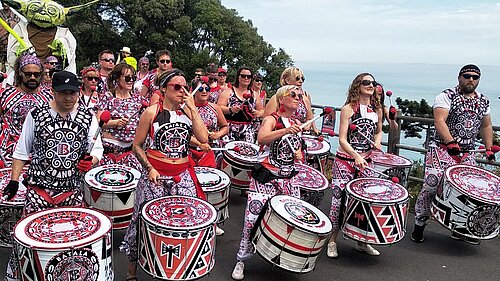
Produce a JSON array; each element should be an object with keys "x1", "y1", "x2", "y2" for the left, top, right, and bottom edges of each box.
[
  {"x1": 2, "y1": 71, "x2": 103, "y2": 281},
  {"x1": 231, "y1": 85, "x2": 304, "y2": 280},
  {"x1": 121, "y1": 69, "x2": 208, "y2": 281},
  {"x1": 326, "y1": 73, "x2": 383, "y2": 258},
  {"x1": 411, "y1": 64, "x2": 493, "y2": 245}
]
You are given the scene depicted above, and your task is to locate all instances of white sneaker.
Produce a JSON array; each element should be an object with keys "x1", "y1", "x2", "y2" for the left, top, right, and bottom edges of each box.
[
  {"x1": 216, "y1": 226, "x2": 225, "y2": 236},
  {"x1": 326, "y1": 242, "x2": 338, "y2": 258},
  {"x1": 355, "y1": 243, "x2": 380, "y2": 256},
  {"x1": 231, "y1": 261, "x2": 245, "y2": 280}
]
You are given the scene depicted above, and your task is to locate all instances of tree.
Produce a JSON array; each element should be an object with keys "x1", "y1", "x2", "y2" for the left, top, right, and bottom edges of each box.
[{"x1": 395, "y1": 97, "x2": 433, "y2": 138}]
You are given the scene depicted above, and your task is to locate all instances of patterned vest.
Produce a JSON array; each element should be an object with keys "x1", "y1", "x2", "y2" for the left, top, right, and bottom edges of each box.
[
  {"x1": 148, "y1": 106, "x2": 192, "y2": 158},
  {"x1": 346, "y1": 103, "x2": 378, "y2": 153}
]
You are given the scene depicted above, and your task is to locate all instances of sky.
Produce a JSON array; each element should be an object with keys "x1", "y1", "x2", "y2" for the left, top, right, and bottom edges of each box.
[{"x1": 221, "y1": 0, "x2": 500, "y2": 66}]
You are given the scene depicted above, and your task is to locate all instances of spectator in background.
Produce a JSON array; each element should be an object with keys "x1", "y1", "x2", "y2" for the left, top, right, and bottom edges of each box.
[{"x1": 141, "y1": 49, "x2": 173, "y2": 104}]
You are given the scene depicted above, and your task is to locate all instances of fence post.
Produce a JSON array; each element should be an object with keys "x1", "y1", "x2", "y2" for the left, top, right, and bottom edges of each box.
[{"x1": 387, "y1": 110, "x2": 402, "y2": 155}]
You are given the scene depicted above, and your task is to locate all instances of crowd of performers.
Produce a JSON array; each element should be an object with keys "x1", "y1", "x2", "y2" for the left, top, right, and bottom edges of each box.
[{"x1": 0, "y1": 51, "x2": 494, "y2": 281}]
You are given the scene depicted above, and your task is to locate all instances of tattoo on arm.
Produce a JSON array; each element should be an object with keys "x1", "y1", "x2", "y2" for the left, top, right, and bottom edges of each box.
[{"x1": 133, "y1": 142, "x2": 152, "y2": 172}]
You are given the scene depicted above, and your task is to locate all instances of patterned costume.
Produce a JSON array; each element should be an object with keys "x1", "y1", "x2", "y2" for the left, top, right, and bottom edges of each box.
[
  {"x1": 414, "y1": 87, "x2": 490, "y2": 225},
  {"x1": 208, "y1": 86, "x2": 222, "y2": 104},
  {"x1": 189, "y1": 102, "x2": 221, "y2": 167},
  {"x1": 252, "y1": 89, "x2": 266, "y2": 142},
  {"x1": 79, "y1": 89, "x2": 99, "y2": 113},
  {"x1": 329, "y1": 104, "x2": 377, "y2": 230},
  {"x1": 141, "y1": 70, "x2": 159, "y2": 102},
  {"x1": 121, "y1": 105, "x2": 205, "y2": 262},
  {"x1": 97, "y1": 92, "x2": 145, "y2": 170},
  {"x1": 291, "y1": 98, "x2": 307, "y2": 123},
  {"x1": 236, "y1": 114, "x2": 302, "y2": 261},
  {"x1": 0, "y1": 85, "x2": 52, "y2": 166},
  {"x1": 225, "y1": 88, "x2": 256, "y2": 143}
]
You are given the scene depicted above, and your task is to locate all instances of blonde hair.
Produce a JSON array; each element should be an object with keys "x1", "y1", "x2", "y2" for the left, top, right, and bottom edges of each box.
[
  {"x1": 274, "y1": 85, "x2": 298, "y2": 111},
  {"x1": 280, "y1": 66, "x2": 304, "y2": 86}
]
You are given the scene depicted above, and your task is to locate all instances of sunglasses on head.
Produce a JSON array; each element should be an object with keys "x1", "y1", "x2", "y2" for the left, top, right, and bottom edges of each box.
[
  {"x1": 102, "y1": 58, "x2": 115, "y2": 63},
  {"x1": 167, "y1": 83, "x2": 188, "y2": 92},
  {"x1": 86, "y1": 76, "x2": 99, "y2": 82},
  {"x1": 159, "y1": 59, "x2": 171, "y2": 64},
  {"x1": 198, "y1": 86, "x2": 210, "y2": 92},
  {"x1": 462, "y1": 74, "x2": 480, "y2": 80},
  {"x1": 361, "y1": 80, "x2": 377, "y2": 87},
  {"x1": 239, "y1": 74, "x2": 252, "y2": 79},
  {"x1": 218, "y1": 73, "x2": 227, "y2": 77},
  {"x1": 295, "y1": 76, "x2": 305, "y2": 82},
  {"x1": 285, "y1": 90, "x2": 303, "y2": 100},
  {"x1": 123, "y1": 75, "x2": 136, "y2": 82},
  {"x1": 22, "y1": 71, "x2": 41, "y2": 78}
]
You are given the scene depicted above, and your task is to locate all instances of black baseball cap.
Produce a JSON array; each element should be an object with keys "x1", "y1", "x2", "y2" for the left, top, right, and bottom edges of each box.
[{"x1": 52, "y1": 71, "x2": 80, "y2": 92}]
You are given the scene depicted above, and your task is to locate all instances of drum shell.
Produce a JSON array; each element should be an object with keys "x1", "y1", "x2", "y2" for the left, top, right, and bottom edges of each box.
[
  {"x1": 302, "y1": 136, "x2": 331, "y2": 175},
  {"x1": 219, "y1": 141, "x2": 259, "y2": 190},
  {"x1": 291, "y1": 163, "x2": 329, "y2": 207},
  {"x1": 370, "y1": 151, "x2": 412, "y2": 187},
  {"x1": 195, "y1": 167, "x2": 231, "y2": 223},
  {"x1": 0, "y1": 167, "x2": 28, "y2": 247}
]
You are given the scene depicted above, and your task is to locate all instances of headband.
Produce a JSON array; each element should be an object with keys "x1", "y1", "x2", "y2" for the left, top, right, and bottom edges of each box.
[
  {"x1": 19, "y1": 55, "x2": 42, "y2": 70},
  {"x1": 158, "y1": 69, "x2": 184, "y2": 88},
  {"x1": 80, "y1": 66, "x2": 98, "y2": 77},
  {"x1": 459, "y1": 64, "x2": 481, "y2": 76}
]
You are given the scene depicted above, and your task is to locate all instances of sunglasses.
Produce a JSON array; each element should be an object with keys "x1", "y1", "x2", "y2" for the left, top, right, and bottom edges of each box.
[
  {"x1": 48, "y1": 62, "x2": 57, "y2": 65},
  {"x1": 254, "y1": 79, "x2": 263, "y2": 83},
  {"x1": 101, "y1": 58, "x2": 115, "y2": 63},
  {"x1": 22, "y1": 71, "x2": 42, "y2": 78},
  {"x1": 218, "y1": 73, "x2": 227, "y2": 77},
  {"x1": 141, "y1": 63, "x2": 149, "y2": 66},
  {"x1": 86, "y1": 76, "x2": 99, "y2": 82},
  {"x1": 198, "y1": 86, "x2": 210, "y2": 92},
  {"x1": 462, "y1": 74, "x2": 480, "y2": 80},
  {"x1": 285, "y1": 90, "x2": 303, "y2": 100},
  {"x1": 167, "y1": 83, "x2": 188, "y2": 91},
  {"x1": 361, "y1": 80, "x2": 377, "y2": 87},
  {"x1": 296, "y1": 76, "x2": 305, "y2": 82},
  {"x1": 209, "y1": 78, "x2": 218, "y2": 83},
  {"x1": 239, "y1": 74, "x2": 252, "y2": 79},
  {"x1": 123, "y1": 75, "x2": 136, "y2": 82},
  {"x1": 159, "y1": 59, "x2": 171, "y2": 64},
  {"x1": 194, "y1": 73, "x2": 202, "y2": 77}
]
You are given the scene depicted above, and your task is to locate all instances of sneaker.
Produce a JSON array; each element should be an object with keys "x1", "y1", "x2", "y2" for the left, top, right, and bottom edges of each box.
[
  {"x1": 450, "y1": 232, "x2": 481, "y2": 245},
  {"x1": 411, "y1": 224, "x2": 425, "y2": 243},
  {"x1": 231, "y1": 261, "x2": 245, "y2": 280},
  {"x1": 326, "y1": 242, "x2": 338, "y2": 258},
  {"x1": 216, "y1": 226, "x2": 225, "y2": 236},
  {"x1": 355, "y1": 243, "x2": 380, "y2": 256}
]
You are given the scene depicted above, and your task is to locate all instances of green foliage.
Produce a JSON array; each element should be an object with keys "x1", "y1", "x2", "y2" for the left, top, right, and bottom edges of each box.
[
  {"x1": 395, "y1": 97, "x2": 433, "y2": 138},
  {"x1": 59, "y1": 0, "x2": 292, "y2": 91},
  {"x1": 407, "y1": 159, "x2": 424, "y2": 213}
]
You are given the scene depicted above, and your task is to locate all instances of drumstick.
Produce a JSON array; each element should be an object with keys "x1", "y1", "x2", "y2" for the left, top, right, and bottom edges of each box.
[
  {"x1": 88, "y1": 110, "x2": 111, "y2": 154},
  {"x1": 126, "y1": 100, "x2": 149, "y2": 119},
  {"x1": 300, "y1": 107, "x2": 334, "y2": 129},
  {"x1": 357, "y1": 166, "x2": 400, "y2": 184},
  {"x1": 385, "y1": 91, "x2": 397, "y2": 120},
  {"x1": 158, "y1": 175, "x2": 181, "y2": 183},
  {"x1": 467, "y1": 145, "x2": 500, "y2": 153},
  {"x1": 196, "y1": 146, "x2": 241, "y2": 152}
]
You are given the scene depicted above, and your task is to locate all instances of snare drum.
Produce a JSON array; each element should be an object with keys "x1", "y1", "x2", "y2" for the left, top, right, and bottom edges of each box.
[
  {"x1": 302, "y1": 135, "x2": 330, "y2": 174},
  {"x1": 291, "y1": 163, "x2": 329, "y2": 207},
  {"x1": 343, "y1": 178, "x2": 408, "y2": 244},
  {"x1": 0, "y1": 168, "x2": 28, "y2": 248},
  {"x1": 370, "y1": 150, "x2": 413, "y2": 187},
  {"x1": 138, "y1": 196, "x2": 217, "y2": 280},
  {"x1": 13, "y1": 207, "x2": 113, "y2": 281},
  {"x1": 219, "y1": 141, "x2": 259, "y2": 190},
  {"x1": 431, "y1": 164, "x2": 500, "y2": 240},
  {"x1": 83, "y1": 164, "x2": 140, "y2": 229},
  {"x1": 253, "y1": 195, "x2": 332, "y2": 273},
  {"x1": 195, "y1": 166, "x2": 231, "y2": 223}
]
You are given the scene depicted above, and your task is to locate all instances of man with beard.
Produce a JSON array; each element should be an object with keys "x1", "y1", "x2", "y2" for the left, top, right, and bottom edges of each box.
[
  {"x1": 411, "y1": 64, "x2": 494, "y2": 245},
  {"x1": 0, "y1": 54, "x2": 52, "y2": 167}
]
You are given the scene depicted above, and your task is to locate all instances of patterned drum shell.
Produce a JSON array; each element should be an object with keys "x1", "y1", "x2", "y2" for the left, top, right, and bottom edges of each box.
[
  {"x1": 431, "y1": 164, "x2": 500, "y2": 240},
  {"x1": 0, "y1": 168, "x2": 28, "y2": 248},
  {"x1": 343, "y1": 178, "x2": 408, "y2": 245},
  {"x1": 83, "y1": 164, "x2": 140, "y2": 229},
  {"x1": 302, "y1": 135, "x2": 331, "y2": 174},
  {"x1": 13, "y1": 207, "x2": 113, "y2": 281},
  {"x1": 195, "y1": 167, "x2": 231, "y2": 223},
  {"x1": 253, "y1": 195, "x2": 332, "y2": 273},
  {"x1": 138, "y1": 196, "x2": 217, "y2": 280},
  {"x1": 220, "y1": 141, "x2": 259, "y2": 190},
  {"x1": 370, "y1": 150, "x2": 413, "y2": 187},
  {"x1": 291, "y1": 163, "x2": 329, "y2": 207}
]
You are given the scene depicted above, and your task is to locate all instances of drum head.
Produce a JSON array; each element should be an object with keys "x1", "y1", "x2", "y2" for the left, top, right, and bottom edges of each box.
[
  {"x1": 0, "y1": 168, "x2": 28, "y2": 206},
  {"x1": 292, "y1": 163, "x2": 329, "y2": 191},
  {"x1": 269, "y1": 195, "x2": 332, "y2": 235},
  {"x1": 14, "y1": 207, "x2": 112, "y2": 249},
  {"x1": 302, "y1": 136, "x2": 330, "y2": 155},
  {"x1": 142, "y1": 196, "x2": 217, "y2": 230},
  {"x1": 195, "y1": 167, "x2": 230, "y2": 192},
  {"x1": 446, "y1": 165, "x2": 500, "y2": 204},
  {"x1": 346, "y1": 178, "x2": 408, "y2": 204},
  {"x1": 370, "y1": 150, "x2": 412, "y2": 167},
  {"x1": 224, "y1": 141, "x2": 259, "y2": 163},
  {"x1": 85, "y1": 164, "x2": 140, "y2": 192}
]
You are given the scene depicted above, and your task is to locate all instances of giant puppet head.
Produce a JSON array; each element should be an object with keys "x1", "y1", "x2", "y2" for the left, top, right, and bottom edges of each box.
[{"x1": 3, "y1": 0, "x2": 99, "y2": 28}]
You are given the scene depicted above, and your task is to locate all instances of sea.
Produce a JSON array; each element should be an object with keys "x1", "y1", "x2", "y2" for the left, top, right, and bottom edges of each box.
[{"x1": 296, "y1": 62, "x2": 500, "y2": 162}]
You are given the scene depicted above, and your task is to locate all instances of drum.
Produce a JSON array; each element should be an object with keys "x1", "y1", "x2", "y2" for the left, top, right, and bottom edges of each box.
[
  {"x1": 13, "y1": 207, "x2": 113, "y2": 281},
  {"x1": 343, "y1": 178, "x2": 408, "y2": 245},
  {"x1": 370, "y1": 150, "x2": 413, "y2": 187},
  {"x1": 138, "y1": 196, "x2": 217, "y2": 280},
  {"x1": 431, "y1": 164, "x2": 500, "y2": 240},
  {"x1": 291, "y1": 163, "x2": 329, "y2": 207},
  {"x1": 253, "y1": 195, "x2": 332, "y2": 273},
  {"x1": 83, "y1": 164, "x2": 140, "y2": 229},
  {"x1": 195, "y1": 167, "x2": 231, "y2": 223},
  {"x1": 219, "y1": 141, "x2": 259, "y2": 190},
  {"x1": 0, "y1": 168, "x2": 28, "y2": 248},
  {"x1": 302, "y1": 135, "x2": 330, "y2": 174}
]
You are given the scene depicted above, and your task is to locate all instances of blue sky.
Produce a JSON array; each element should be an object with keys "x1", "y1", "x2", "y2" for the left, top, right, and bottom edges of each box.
[{"x1": 221, "y1": 0, "x2": 500, "y2": 66}]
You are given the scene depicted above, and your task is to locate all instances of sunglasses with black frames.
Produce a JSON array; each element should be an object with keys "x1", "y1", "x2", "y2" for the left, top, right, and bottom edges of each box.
[
  {"x1": 239, "y1": 74, "x2": 252, "y2": 79},
  {"x1": 123, "y1": 75, "x2": 136, "y2": 82},
  {"x1": 361, "y1": 80, "x2": 377, "y2": 87},
  {"x1": 462, "y1": 74, "x2": 480, "y2": 80}
]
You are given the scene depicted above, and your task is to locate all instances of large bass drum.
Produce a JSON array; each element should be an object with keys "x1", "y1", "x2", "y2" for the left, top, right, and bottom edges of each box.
[
  {"x1": 370, "y1": 150, "x2": 413, "y2": 187},
  {"x1": 219, "y1": 141, "x2": 259, "y2": 190},
  {"x1": 195, "y1": 166, "x2": 231, "y2": 223}
]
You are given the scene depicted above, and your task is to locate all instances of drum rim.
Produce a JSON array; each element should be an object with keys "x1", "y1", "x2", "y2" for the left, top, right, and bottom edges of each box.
[
  {"x1": 346, "y1": 178, "x2": 409, "y2": 204},
  {"x1": 84, "y1": 164, "x2": 141, "y2": 191},
  {"x1": 224, "y1": 141, "x2": 260, "y2": 161},
  {"x1": 268, "y1": 195, "x2": 332, "y2": 235},
  {"x1": 13, "y1": 207, "x2": 112, "y2": 250},
  {"x1": 195, "y1": 166, "x2": 231, "y2": 192},
  {"x1": 141, "y1": 195, "x2": 217, "y2": 230},
  {"x1": 302, "y1": 135, "x2": 331, "y2": 155},
  {"x1": 292, "y1": 163, "x2": 329, "y2": 191},
  {"x1": 370, "y1": 151, "x2": 413, "y2": 167},
  {"x1": 445, "y1": 164, "x2": 500, "y2": 204}
]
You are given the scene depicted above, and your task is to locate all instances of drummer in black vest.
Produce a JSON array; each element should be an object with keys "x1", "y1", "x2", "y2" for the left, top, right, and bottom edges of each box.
[
  {"x1": 231, "y1": 85, "x2": 304, "y2": 280},
  {"x1": 2, "y1": 70, "x2": 103, "y2": 281},
  {"x1": 411, "y1": 64, "x2": 493, "y2": 245}
]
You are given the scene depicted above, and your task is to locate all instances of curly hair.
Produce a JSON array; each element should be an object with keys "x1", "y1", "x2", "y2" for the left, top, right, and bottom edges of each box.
[{"x1": 345, "y1": 72, "x2": 381, "y2": 109}]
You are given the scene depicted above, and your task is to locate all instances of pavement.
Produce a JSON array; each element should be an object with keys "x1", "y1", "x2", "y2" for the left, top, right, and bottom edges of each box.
[{"x1": 1, "y1": 187, "x2": 498, "y2": 281}]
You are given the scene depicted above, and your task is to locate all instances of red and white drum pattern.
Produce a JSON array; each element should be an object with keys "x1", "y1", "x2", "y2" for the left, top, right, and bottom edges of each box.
[
  {"x1": 302, "y1": 135, "x2": 330, "y2": 174},
  {"x1": 370, "y1": 150, "x2": 413, "y2": 187},
  {"x1": 343, "y1": 178, "x2": 408, "y2": 245},
  {"x1": 195, "y1": 167, "x2": 231, "y2": 223},
  {"x1": 0, "y1": 168, "x2": 28, "y2": 247},
  {"x1": 432, "y1": 164, "x2": 500, "y2": 239},
  {"x1": 220, "y1": 141, "x2": 259, "y2": 190},
  {"x1": 138, "y1": 196, "x2": 217, "y2": 280},
  {"x1": 291, "y1": 163, "x2": 329, "y2": 207}
]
